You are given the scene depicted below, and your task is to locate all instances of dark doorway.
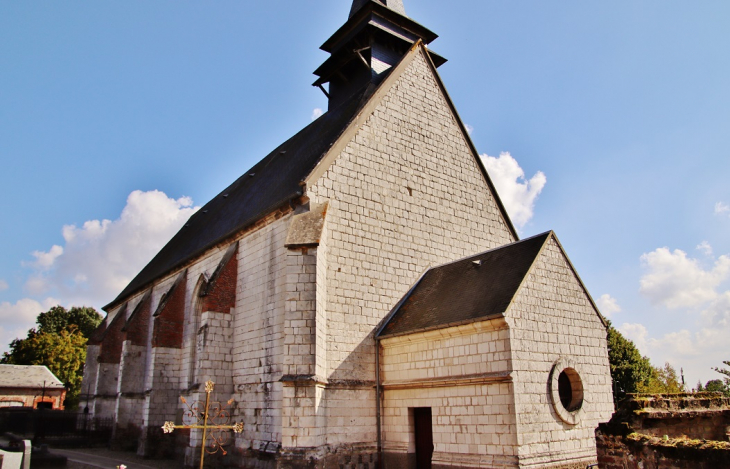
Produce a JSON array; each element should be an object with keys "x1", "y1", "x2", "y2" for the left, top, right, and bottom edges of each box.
[{"x1": 413, "y1": 407, "x2": 433, "y2": 469}]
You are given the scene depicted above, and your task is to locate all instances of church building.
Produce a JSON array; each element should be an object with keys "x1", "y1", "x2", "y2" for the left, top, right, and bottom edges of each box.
[{"x1": 82, "y1": 1, "x2": 614, "y2": 467}]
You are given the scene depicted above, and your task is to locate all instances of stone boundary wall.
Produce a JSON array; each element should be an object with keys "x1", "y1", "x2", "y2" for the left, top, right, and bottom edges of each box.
[
  {"x1": 596, "y1": 393, "x2": 730, "y2": 469},
  {"x1": 596, "y1": 431, "x2": 730, "y2": 468}
]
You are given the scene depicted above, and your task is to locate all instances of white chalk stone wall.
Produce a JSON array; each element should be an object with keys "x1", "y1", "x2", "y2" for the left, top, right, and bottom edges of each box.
[
  {"x1": 142, "y1": 347, "x2": 182, "y2": 430},
  {"x1": 231, "y1": 215, "x2": 290, "y2": 453},
  {"x1": 281, "y1": 245, "x2": 328, "y2": 450},
  {"x1": 82, "y1": 344, "x2": 100, "y2": 412},
  {"x1": 186, "y1": 310, "x2": 234, "y2": 459},
  {"x1": 283, "y1": 247, "x2": 318, "y2": 379},
  {"x1": 507, "y1": 236, "x2": 613, "y2": 468},
  {"x1": 92, "y1": 360, "x2": 117, "y2": 402},
  {"x1": 93, "y1": 390, "x2": 118, "y2": 419},
  {"x1": 92, "y1": 305, "x2": 124, "y2": 412},
  {"x1": 380, "y1": 318, "x2": 518, "y2": 466},
  {"x1": 179, "y1": 246, "x2": 229, "y2": 389},
  {"x1": 118, "y1": 343, "x2": 147, "y2": 395},
  {"x1": 115, "y1": 341, "x2": 147, "y2": 432},
  {"x1": 307, "y1": 47, "x2": 515, "y2": 449},
  {"x1": 195, "y1": 311, "x2": 234, "y2": 389}
]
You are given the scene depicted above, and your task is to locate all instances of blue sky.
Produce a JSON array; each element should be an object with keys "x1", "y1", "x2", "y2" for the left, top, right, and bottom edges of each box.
[{"x1": 1, "y1": 0, "x2": 729, "y2": 387}]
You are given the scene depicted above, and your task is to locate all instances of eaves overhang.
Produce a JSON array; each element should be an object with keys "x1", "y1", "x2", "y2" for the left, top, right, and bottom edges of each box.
[{"x1": 320, "y1": 2, "x2": 438, "y2": 54}]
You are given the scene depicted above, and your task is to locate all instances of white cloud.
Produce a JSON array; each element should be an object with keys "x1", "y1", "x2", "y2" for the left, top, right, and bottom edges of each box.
[
  {"x1": 639, "y1": 247, "x2": 730, "y2": 309},
  {"x1": 597, "y1": 293, "x2": 621, "y2": 318},
  {"x1": 0, "y1": 297, "x2": 59, "y2": 354},
  {"x1": 0, "y1": 280, "x2": 7, "y2": 292},
  {"x1": 715, "y1": 201, "x2": 730, "y2": 216},
  {"x1": 626, "y1": 245, "x2": 730, "y2": 386},
  {"x1": 480, "y1": 152, "x2": 546, "y2": 230},
  {"x1": 618, "y1": 319, "x2": 729, "y2": 386},
  {"x1": 24, "y1": 276, "x2": 49, "y2": 295},
  {"x1": 701, "y1": 291, "x2": 730, "y2": 328},
  {"x1": 311, "y1": 108, "x2": 324, "y2": 121},
  {"x1": 618, "y1": 322, "x2": 649, "y2": 351},
  {"x1": 697, "y1": 241, "x2": 713, "y2": 256},
  {"x1": 21, "y1": 190, "x2": 198, "y2": 308},
  {"x1": 465, "y1": 124, "x2": 474, "y2": 135},
  {"x1": 651, "y1": 329, "x2": 699, "y2": 357},
  {"x1": 29, "y1": 245, "x2": 63, "y2": 269}
]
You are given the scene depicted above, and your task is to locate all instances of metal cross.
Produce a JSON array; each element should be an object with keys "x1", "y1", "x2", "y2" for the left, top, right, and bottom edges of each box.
[{"x1": 162, "y1": 380, "x2": 243, "y2": 469}]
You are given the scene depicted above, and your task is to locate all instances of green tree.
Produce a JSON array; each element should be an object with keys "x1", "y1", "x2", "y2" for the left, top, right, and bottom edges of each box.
[
  {"x1": 703, "y1": 379, "x2": 730, "y2": 397},
  {"x1": 36, "y1": 305, "x2": 103, "y2": 338},
  {"x1": 606, "y1": 321, "x2": 654, "y2": 402},
  {"x1": 713, "y1": 360, "x2": 730, "y2": 383},
  {"x1": 1, "y1": 305, "x2": 103, "y2": 409},
  {"x1": 639, "y1": 362, "x2": 685, "y2": 394}
]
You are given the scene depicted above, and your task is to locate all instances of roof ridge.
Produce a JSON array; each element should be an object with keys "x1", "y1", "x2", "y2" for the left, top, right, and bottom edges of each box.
[
  {"x1": 428, "y1": 231, "x2": 553, "y2": 271},
  {"x1": 378, "y1": 232, "x2": 552, "y2": 338}
]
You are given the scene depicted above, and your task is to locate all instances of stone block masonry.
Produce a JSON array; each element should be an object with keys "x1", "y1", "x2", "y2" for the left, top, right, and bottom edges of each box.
[
  {"x1": 307, "y1": 47, "x2": 516, "y2": 455},
  {"x1": 507, "y1": 236, "x2": 614, "y2": 468}
]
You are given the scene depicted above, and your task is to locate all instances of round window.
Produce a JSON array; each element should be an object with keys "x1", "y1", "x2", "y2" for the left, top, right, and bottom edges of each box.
[{"x1": 549, "y1": 358, "x2": 585, "y2": 425}]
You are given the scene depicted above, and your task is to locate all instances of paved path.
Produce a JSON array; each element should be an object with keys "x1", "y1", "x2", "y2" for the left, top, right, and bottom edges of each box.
[{"x1": 52, "y1": 448, "x2": 180, "y2": 469}]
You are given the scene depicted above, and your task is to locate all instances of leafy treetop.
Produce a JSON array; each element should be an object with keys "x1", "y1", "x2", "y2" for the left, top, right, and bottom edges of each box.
[
  {"x1": 606, "y1": 321, "x2": 654, "y2": 400},
  {"x1": 36, "y1": 305, "x2": 103, "y2": 338}
]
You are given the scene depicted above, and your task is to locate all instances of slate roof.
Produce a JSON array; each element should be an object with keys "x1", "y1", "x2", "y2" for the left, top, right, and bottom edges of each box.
[
  {"x1": 377, "y1": 232, "x2": 552, "y2": 338},
  {"x1": 0, "y1": 365, "x2": 65, "y2": 389},
  {"x1": 107, "y1": 85, "x2": 376, "y2": 310}
]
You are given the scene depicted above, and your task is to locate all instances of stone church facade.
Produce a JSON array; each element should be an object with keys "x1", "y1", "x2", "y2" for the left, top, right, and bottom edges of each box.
[{"x1": 82, "y1": 1, "x2": 614, "y2": 467}]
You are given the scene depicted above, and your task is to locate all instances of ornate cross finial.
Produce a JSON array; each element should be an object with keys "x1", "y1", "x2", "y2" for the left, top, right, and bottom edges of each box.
[{"x1": 162, "y1": 380, "x2": 243, "y2": 469}]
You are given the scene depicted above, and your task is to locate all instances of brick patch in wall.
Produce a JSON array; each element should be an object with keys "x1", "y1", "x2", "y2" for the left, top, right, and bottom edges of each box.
[
  {"x1": 152, "y1": 271, "x2": 187, "y2": 349},
  {"x1": 201, "y1": 242, "x2": 238, "y2": 313}
]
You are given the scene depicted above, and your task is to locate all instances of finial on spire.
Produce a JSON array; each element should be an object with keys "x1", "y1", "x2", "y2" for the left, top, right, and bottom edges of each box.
[{"x1": 350, "y1": 0, "x2": 406, "y2": 18}]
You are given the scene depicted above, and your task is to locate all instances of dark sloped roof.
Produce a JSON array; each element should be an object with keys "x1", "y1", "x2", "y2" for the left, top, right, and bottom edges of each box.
[
  {"x1": 106, "y1": 86, "x2": 375, "y2": 310},
  {"x1": 377, "y1": 232, "x2": 551, "y2": 338}
]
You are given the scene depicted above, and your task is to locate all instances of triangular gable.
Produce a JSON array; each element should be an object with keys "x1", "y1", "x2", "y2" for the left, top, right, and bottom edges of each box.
[
  {"x1": 503, "y1": 232, "x2": 607, "y2": 328},
  {"x1": 377, "y1": 231, "x2": 606, "y2": 339},
  {"x1": 304, "y1": 42, "x2": 518, "y2": 241},
  {"x1": 377, "y1": 232, "x2": 550, "y2": 339}
]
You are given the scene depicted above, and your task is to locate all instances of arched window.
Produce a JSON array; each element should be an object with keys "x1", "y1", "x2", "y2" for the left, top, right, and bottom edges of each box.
[{"x1": 188, "y1": 275, "x2": 207, "y2": 388}]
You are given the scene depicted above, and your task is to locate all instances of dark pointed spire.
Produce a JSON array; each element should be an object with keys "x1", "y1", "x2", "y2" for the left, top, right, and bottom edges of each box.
[
  {"x1": 314, "y1": 0, "x2": 446, "y2": 110},
  {"x1": 350, "y1": 0, "x2": 406, "y2": 18}
]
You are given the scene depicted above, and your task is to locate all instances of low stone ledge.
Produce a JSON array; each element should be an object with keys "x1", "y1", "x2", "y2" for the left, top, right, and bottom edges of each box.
[{"x1": 597, "y1": 393, "x2": 730, "y2": 468}]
